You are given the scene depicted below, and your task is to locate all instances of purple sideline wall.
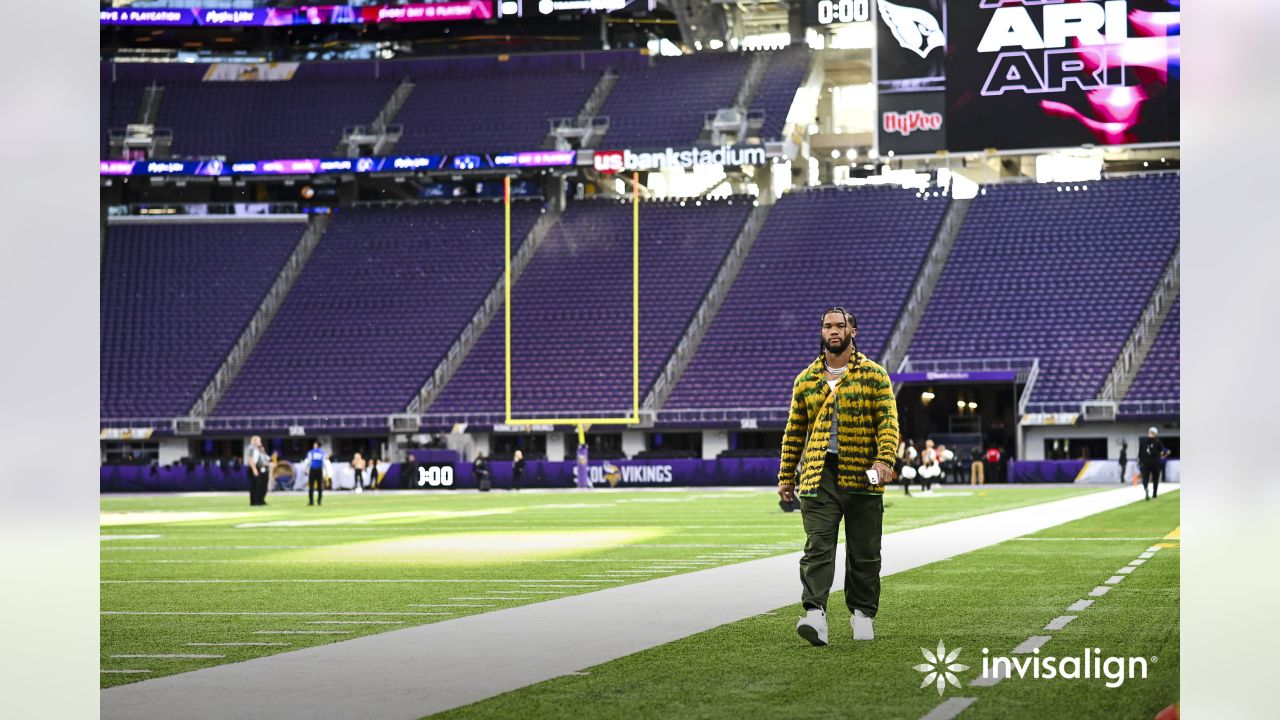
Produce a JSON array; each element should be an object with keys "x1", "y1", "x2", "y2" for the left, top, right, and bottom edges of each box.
[
  {"x1": 1008, "y1": 460, "x2": 1086, "y2": 484},
  {"x1": 102, "y1": 457, "x2": 779, "y2": 492},
  {"x1": 101, "y1": 457, "x2": 1084, "y2": 492}
]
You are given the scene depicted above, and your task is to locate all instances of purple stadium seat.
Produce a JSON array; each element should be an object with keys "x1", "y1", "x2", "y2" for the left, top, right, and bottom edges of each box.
[
  {"x1": 428, "y1": 197, "x2": 751, "y2": 418},
  {"x1": 213, "y1": 202, "x2": 541, "y2": 417},
  {"x1": 750, "y1": 47, "x2": 811, "y2": 140},
  {"x1": 598, "y1": 53, "x2": 749, "y2": 149},
  {"x1": 1125, "y1": 296, "x2": 1179, "y2": 401},
  {"x1": 394, "y1": 60, "x2": 600, "y2": 154},
  {"x1": 100, "y1": 222, "x2": 304, "y2": 418},
  {"x1": 909, "y1": 174, "x2": 1180, "y2": 405},
  {"x1": 664, "y1": 186, "x2": 946, "y2": 410}
]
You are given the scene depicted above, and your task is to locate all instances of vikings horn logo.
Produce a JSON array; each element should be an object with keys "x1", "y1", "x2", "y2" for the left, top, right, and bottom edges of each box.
[
  {"x1": 878, "y1": 0, "x2": 945, "y2": 59},
  {"x1": 603, "y1": 462, "x2": 622, "y2": 488}
]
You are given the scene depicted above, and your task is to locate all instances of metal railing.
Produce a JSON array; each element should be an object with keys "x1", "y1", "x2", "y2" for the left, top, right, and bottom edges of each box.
[
  {"x1": 1115, "y1": 399, "x2": 1180, "y2": 416},
  {"x1": 373, "y1": 76, "x2": 416, "y2": 134},
  {"x1": 644, "y1": 202, "x2": 773, "y2": 413},
  {"x1": 901, "y1": 356, "x2": 1042, "y2": 417},
  {"x1": 106, "y1": 202, "x2": 304, "y2": 217},
  {"x1": 1098, "y1": 248, "x2": 1181, "y2": 402},
  {"x1": 733, "y1": 51, "x2": 772, "y2": 112},
  {"x1": 406, "y1": 204, "x2": 563, "y2": 415},
  {"x1": 577, "y1": 69, "x2": 618, "y2": 124},
  {"x1": 879, "y1": 197, "x2": 971, "y2": 373},
  {"x1": 188, "y1": 215, "x2": 330, "y2": 418}
]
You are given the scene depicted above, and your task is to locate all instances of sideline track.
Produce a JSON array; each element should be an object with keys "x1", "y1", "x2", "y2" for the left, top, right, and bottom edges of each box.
[{"x1": 102, "y1": 485, "x2": 1169, "y2": 720}]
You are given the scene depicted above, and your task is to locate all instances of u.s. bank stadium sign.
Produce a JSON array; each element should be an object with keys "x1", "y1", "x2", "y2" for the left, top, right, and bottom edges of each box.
[{"x1": 592, "y1": 145, "x2": 767, "y2": 174}]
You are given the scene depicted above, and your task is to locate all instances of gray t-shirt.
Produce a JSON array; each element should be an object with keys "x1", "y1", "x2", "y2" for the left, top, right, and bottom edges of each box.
[{"x1": 827, "y1": 379, "x2": 839, "y2": 454}]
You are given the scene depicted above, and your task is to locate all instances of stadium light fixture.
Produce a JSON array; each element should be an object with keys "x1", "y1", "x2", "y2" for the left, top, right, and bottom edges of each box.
[
  {"x1": 956, "y1": 400, "x2": 966, "y2": 409},
  {"x1": 968, "y1": 402, "x2": 978, "y2": 409},
  {"x1": 921, "y1": 391, "x2": 936, "y2": 402}
]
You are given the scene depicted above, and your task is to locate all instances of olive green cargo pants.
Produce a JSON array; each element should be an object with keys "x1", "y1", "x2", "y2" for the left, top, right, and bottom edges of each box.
[{"x1": 799, "y1": 453, "x2": 884, "y2": 617}]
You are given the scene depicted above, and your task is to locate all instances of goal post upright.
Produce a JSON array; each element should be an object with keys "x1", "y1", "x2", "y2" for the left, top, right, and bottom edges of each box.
[{"x1": 503, "y1": 171, "x2": 641, "y2": 427}]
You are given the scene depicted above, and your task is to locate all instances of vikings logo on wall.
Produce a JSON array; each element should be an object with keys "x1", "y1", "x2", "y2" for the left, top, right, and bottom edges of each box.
[
  {"x1": 945, "y1": 0, "x2": 1180, "y2": 152},
  {"x1": 603, "y1": 462, "x2": 622, "y2": 488}
]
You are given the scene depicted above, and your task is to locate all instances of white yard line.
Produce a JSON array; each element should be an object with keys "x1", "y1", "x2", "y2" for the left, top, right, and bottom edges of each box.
[
  {"x1": 186, "y1": 643, "x2": 289, "y2": 647},
  {"x1": 1012, "y1": 636, "x2": 1052, "y2": 654},
  {"x1": 251, "y1": 631, "x2": 354, "y2": 635},
  {"x1": 103, "y1": 579, "x2": 607, "y2": 584},
  {"x1": 1043, "y1": 615, "x2": 1077, "y2": 631},
  {"x1": 102, "y1": 486, "x2": 1159, "y2": 720},
  {"x1": 306, "y1": 621, "x2": 405, "y2": 625},
  {"x1": 103, "y1": 612, "x2": 454, "y2": 617},
  {"x1": 112, "y1": 654, "x2": 224, "y2": 660},
  {"x1": 920, "y1": 697, "x2": 978, "y2": 720}
]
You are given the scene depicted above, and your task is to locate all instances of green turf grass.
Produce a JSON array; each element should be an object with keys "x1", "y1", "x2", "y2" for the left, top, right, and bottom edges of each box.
[
  {"x1": 101, "y1": 485, "x2": 1103, "y2": 688},
  {"x1": 431, "y1": 492, "x2": 1179, "y2": 720}
]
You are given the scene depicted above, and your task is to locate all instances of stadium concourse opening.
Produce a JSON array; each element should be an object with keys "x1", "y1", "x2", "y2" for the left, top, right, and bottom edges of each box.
[{"x1": 894, "y1": 374, "x2": 1021, "y2": 464}]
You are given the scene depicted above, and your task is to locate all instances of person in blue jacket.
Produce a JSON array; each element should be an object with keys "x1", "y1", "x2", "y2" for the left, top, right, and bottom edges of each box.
[{"x1": 306, "y1": 441, "x2": 326, "y2": 506}]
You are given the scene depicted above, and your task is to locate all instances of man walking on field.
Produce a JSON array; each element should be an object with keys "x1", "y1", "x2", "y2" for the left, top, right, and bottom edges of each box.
[{"x1": 778, "y1": 307, "x2": 900, "y2": 645}]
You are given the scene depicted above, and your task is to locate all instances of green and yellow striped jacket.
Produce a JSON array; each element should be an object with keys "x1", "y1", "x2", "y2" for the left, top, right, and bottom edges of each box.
[{"x1": 778, "y1": 352, "x2": 900, "y2": 496}]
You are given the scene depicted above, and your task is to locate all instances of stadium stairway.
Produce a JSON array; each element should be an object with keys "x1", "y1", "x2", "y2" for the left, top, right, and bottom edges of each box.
[
  {"x1": 188, "y1": 214, "x2": 330, "y2": 422},
  {"x1": 405, "y1": 203, "x2": 566, "y2": 416},
  {"x1": 1098, "y1": 247, "x2": 1181, "y2": 406},
  {"x1": 543, "y1": 68, "x2": 619, "y2": 150},
  {"x1": 880, "y1": 196, "x2": 973, "y2": 377},
  {"x1": 694, "y1": 51, "x2": 770, "y2": 146},
  {"x1": 336, "y1": 75, "x2": 415, "y2": 157},
  {"x1": 644, "y1": 201, "x2": 775, "y2": 416}
]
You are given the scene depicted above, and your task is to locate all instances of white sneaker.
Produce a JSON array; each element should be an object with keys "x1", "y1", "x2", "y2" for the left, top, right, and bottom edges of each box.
[
  {"x1": 796, "y1": 608, "x2": 829, "y2": 646},
  {"x1": 851, "y1": 610, "x2": 874, "y2": 640}
]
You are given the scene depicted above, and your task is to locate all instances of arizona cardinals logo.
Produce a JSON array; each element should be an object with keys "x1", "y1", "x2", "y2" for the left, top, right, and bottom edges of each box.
[{"x1": 878, "y1": 0, "x2": 945, "y2": 59}]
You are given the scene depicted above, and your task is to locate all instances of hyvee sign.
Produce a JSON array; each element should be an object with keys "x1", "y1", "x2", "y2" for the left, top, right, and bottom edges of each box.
[{"x1": 593, "y1": 145, "x2": 767, "y2": 174}]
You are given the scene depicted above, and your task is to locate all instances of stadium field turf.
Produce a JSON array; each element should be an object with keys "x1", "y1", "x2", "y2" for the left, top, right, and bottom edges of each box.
[
  {"x1": 100, "y1": 485, "x2": 1105, "y2": 688},
  {"x1": 433, "y1": 492, "x2": 1179, "y2": 720}
]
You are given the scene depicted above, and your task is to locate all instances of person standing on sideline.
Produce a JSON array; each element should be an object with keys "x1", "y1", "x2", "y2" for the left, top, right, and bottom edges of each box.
[
  {"x1": 1138, "y1": 428, "x2": 1168, "y2": 499},
  {"x1": 351, "y1": 452, "x2": 366, "y2": 493},
  {"x1": 985, "y1": 445, "x2": 1002, "y2": 484},
  {"x1": 918, "y1": 439, "x2": 940, "y2": 493},
  {"x1": 970, "y1": 445, "x2": 985, "y2": 486},
  {"x1": 246, "y1": 436, "x2": 270, "y2": 506},
  {"x1": 778, "y1": 307, "x2": 899, "y2": 646},
  {"x1": 368, "y1": 457, "x2": 381, "y2": 491},
  {"x1": 897, "y1": 439, "x2": 916, "y2": 496},
  {"x1": 306, "y1": 441, "x2": 325, "y2": 506},
  {"x1": 474, "y1": 452, "x2": 491, "y2": 491},
  {"x1": 1118, "y1": 440, "x2": 1129, "y2": 485},
  {"x1": 512, "y1": 449, "x2": 526, "y2": 491}
]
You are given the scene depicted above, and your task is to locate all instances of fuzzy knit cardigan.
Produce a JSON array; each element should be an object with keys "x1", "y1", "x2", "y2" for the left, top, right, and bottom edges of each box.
[{"x1": 778, "y1": 352, "x2": 900, "y2": 495}]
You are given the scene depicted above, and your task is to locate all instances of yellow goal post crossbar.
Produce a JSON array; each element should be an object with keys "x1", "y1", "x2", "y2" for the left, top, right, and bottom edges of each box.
[{"x1": 503, "y1": 173, "x2": 640, "y2": 426}]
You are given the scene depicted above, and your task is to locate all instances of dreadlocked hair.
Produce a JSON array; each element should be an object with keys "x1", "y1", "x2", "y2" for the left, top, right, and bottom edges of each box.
[{"x1": 818, "y1": 306, "x2": 862, "y2": 370}]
